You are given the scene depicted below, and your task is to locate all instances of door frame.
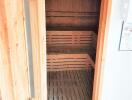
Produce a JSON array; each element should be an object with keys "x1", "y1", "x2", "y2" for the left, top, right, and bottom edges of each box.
[
  {"x1": 92, "y1": 0, "x2": 112, "y2": 100},
  {"x1": 29, "y1": 0, "x2": 112, "y2": 99}
]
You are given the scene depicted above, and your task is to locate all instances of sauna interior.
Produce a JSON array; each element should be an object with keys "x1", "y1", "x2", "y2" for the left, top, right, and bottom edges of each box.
[{"x1": 46, "y1": 0, "x2": 101, "y2": 100}]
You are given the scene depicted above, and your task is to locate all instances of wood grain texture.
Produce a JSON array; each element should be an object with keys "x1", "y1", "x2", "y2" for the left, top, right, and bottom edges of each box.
[
  {"x1": 0, "y1": 0, "x2": 32, "y2": 99},
  {"x1": 3, "y1": 0, "x2": 30, "y2": 99},
  {"x1": 46, "y1": 0, "x2": 98, "y2": 12},
  {"x1": 46, "y1": 0, "x2": 100, "y2": 30},
  {"x1": 28, "y1": 0, "x2": 48, "y2": 99},
  {"x1": 37, "y1": 0, "x2": 47, "y2": 99},
  {"x1": 29, "y1": 0, "x2": 48, "y2": 99},
  {"x1": 47, "y1": 31, "x2": 97, "y2": 61},
  {"x1": 47, "y1": 54, "x2": 94, "y2": 71},
  {"x1": 0, "y1": 1, "x2": 14, "y2": 99},
  {"x1": 92, "y1": 0, "x2": 112, "y2": 100},
  {"x1": 47, "y1": 31, "x2": 96, "y2": 48},
  {"x1": 29, "y1": 0, "x2": 41, "y2": 99},
  {"x1": 46, "y1": 15, "x2": 98, "y2": 31},
  {"x1": 48, "y1": 69, "x2": 94, "y2": 100}
]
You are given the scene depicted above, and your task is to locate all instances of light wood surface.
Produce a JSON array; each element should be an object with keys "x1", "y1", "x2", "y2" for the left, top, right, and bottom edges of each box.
[
  {"x1": 37, "y1": 0, "x2": 47, "y2": 99},
  {"x1": 4, "y1": 0, "x2": 30, "y2": 99},
  {"x1": 29, "y1": 0, "x2": 41, "y2": 99},
  {"x1": 0, "y1": 1, "x2": 14, "y2": 99},
  {"x1": 47, "y1": 54, "x2": 94, "y2": 71},
  {"x1": 92, "y1": 0, "x2": 112, "y2": 100},
  {"x1": 29, "y1": 0, "x2": 48, "y2": 99},
  {"x1": 0, "y1": 0, "x2": 31, "y2": 99},
  {"x1": 0, "y1": 0, "x2": 111, "y2": 99},
  {"x1": 47, "y1": 31, "x2": 96, "y2": 49}
]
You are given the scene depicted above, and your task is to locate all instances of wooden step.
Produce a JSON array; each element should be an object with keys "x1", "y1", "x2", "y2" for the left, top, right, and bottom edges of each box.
[
  {"x1": 46, "y1": 31, "x2": 97, "y2": 50},
  {"x1": 47, "y1": 53, "x2": 94, "y2": 71},
  {"x1": 46, "y1": 31, "x2": 97, "y2": 61}
]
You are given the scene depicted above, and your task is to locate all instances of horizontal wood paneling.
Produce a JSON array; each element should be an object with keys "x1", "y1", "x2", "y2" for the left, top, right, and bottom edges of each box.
[
  {"x1": 47, "y1": 31, "x2": 97, "y2": 49},
  {"x1": 47, "y1": 54, "x2": 94, "y2": 71},
  {"x1": 46, "y1": 0, "x2": 100, "y2": 30},
  {"x1": 47, "y1": 31, "x2": 97, "y2": 61},
  {"x1": 46, "y1": 0, "x2": 98, "y2": 12}
]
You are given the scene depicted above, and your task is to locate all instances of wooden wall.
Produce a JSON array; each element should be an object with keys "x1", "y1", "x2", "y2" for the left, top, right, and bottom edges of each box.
[
  {"x1": 46, "y1": 0, "x2": 100, "y2": 31},
  {"x1": 0, "y1": 0, "x2": 47, "y2": 99},
  {"x1": 0, "y1": 0, "x2": 30, "y2": 99}
]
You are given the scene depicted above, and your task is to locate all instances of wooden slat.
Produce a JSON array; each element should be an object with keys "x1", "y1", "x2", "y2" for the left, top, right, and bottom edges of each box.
[
  {"x1": 28, "y1": 0, "x2": 41, "y2": 99},
  {"x1": 46, "y1": 16, "x2": 98, "y2": 30},
  {"x1": 46, "y1": 0, "x2": 98, "y2": 12},
  {"x1": 47, "y1": 54, "x2": 94, "y2": 71},
  {"x1": 49, "y1": 72, "x2": 54, "y2": 100},
  {"x1": 37, "y1": 0, "x2": 47, "y2": 99},
  {"x1": 0, "y1": 1, "x2": 14, "y2": 99},
  {"x1": 47, "y1": 31, "x2": 94, "y2": 48},
  {"x1": 67, "y1": 71, "x2": 76, "y2": 100},
  {"x1": 71, "y1": 70, "x2": 81, "y2": 100},
  {"x1": 46, "y1": 0, "x2": 99, "y2": 30},
  {"x1": 4, "y1": 0, "x2": 31, "y2": 99},
  {"x1": 47, "y1": 31, "x2": 97, "y2": 61},
  {"x1": 93, "y1": 0, "x2": 112, "y2": 100},
  {"x1": 48, "y1": 69, "x2": 93, "y2": 100}
]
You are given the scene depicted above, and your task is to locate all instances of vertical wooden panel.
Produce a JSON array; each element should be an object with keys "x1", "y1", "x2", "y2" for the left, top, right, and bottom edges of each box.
[
  {"x1": 4, "y1": 0, "x2": 30, "y2": 99},
  {"x1": 92, "y1": 0, "x2": 112, "y2": 100},
  {"x1": 29, "y1": 0, "x2": 41, "y2": 99},
  {"x1": 37, "y1": 0, "x2": 47, "y2": 99},
  {"x1": 0, "y1": 0, "x2": 46, "y2": 99},
  {"x1": 0, "y1": 1, "x2": 14, "y2": 99},
  {"x1": 28, "y1": 0, "x2": 47, "y2": 99}
]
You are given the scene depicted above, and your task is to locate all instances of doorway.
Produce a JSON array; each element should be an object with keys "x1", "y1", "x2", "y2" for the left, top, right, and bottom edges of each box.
[{"x1": 46, "y1": 0, "x2": 101, "y2": 100}]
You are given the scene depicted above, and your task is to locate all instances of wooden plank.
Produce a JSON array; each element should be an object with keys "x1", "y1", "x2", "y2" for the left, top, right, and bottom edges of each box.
[
  {"x1": 0, "y1": 1, "x2": 14, "y2": 99},
  {"x1": 4, "y1": 0, "x2": 31, "y2": 99},
  {"x1": 46, "y1": 0, "x2": 98, "y2": 12},
  {"x1": 58, "y1": 71, "x2": 63, "y2": 100},
  {"x1": 53, "y1": 71, "x2": 58, "y2": 100},
  {"x1": 46, "y1": 16, "x2": 98, "y2": 30},
  {"x1": 67, "y1": 71, "x2": 76, "y2": 100},
  {"x1": 75, "y1": 71, "x2": 84, "y2": 100},
  {"x1": 47, "y1": 54, "x2": 94, "y2": 71},
  {"x1": 37, "y1": 0, "x2": 47, "y2": 99},
  {"x1": 70, "y1": 71, "x2": 80, "y2": 100},
  {"x1": 28, "y1": 0, "x2": 41, "y2": 99},
  {"x1": 93, "y1": 0, "x2": 112, "y2": 100},
  {"x1": 47, "y1": 31, "x2": 94, "y2": 48},
  {"x1": 46, "y1": 0, "x2": 99, "y2": 30},
  {"x1": 60, "y1": 71, "x2": 64, "y2": 100},
  {"x1": 48, "y1": 70, "x2": 92, "y2": 100},
  {"x1": 49, "y1": 72, "x2": 54, "y2": 100}
]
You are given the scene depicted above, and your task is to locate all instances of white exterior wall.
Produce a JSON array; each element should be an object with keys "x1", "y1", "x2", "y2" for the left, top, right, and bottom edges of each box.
[{"x1": 101, "y1": 0, "x2": 132, "y2": 100}]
